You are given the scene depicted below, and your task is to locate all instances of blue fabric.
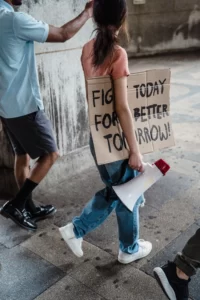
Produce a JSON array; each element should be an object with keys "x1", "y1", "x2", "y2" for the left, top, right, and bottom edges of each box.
[
  {"x1": 73, "y1": 137, "x2": 144, "y2": 254},
  {"x1": 0, "y1": 0, "x2": 49, "y2": 118}
]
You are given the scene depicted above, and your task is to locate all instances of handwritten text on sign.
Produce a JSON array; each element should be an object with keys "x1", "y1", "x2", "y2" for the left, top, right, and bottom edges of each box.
[{"x1": 87, "y1": 69, "x2": 175, "y2": 165}]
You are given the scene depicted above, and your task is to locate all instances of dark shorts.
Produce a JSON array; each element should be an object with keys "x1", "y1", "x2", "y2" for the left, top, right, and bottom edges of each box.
[{"x1": 1, "y1": 111, "x2": 58, "y2": 159}]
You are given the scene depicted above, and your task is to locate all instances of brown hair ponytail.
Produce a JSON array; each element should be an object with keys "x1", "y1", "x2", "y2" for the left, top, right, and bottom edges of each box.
[{"x1": 93, "y1": 27, "x2": 117, "y2": 67}]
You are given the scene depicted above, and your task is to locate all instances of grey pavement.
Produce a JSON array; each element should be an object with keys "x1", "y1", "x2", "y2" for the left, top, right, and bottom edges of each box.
[{"x1": 1, "y1": 52, "x2": 200, "y2": 300}]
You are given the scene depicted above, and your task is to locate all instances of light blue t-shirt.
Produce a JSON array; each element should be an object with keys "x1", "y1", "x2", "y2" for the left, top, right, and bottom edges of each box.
[{"x1": 0, "y1": 0, "x2": 49, "y2": 118}]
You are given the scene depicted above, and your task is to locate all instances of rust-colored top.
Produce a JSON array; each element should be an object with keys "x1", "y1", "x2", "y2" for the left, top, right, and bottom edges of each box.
[{"x1": 81, "y1": 39, "x2": 130, "y2": 80}]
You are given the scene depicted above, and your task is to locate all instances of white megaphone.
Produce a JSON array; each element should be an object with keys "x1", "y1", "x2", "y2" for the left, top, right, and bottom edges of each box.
[{"x1": 113, "y1": 159, "x2": 170, "y2": 212}]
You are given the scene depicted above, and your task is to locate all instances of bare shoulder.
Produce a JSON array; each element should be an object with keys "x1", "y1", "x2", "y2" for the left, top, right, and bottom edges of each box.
[
  {"x1": 113, "y1": 45, "x2": 128, "y2": 60},
  {"x1": 82, "y1": 38, "x2": 95, "y2": 52}
]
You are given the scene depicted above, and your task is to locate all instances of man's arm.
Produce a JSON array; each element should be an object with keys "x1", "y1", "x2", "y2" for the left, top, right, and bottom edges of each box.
[{"x1": 46, "y1": 1, "x2": 93, "y2": 43}]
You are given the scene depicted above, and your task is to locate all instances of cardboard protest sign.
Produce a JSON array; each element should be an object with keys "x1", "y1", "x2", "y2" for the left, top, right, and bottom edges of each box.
[{"x1": 87, "y1": 69, "x2": 175, "y2": 165}]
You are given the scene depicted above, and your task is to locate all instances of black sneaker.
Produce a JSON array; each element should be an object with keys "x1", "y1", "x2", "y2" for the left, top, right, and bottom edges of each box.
[
  {"x1": 29, "y1": 205, "x2": 56, "y2": 222},
  {"x1": 153, "y1": 262, "x2": 190, "y2": 300},
  {"x1": 0, "y1": 201, "x2": 37, "y2": 231}
]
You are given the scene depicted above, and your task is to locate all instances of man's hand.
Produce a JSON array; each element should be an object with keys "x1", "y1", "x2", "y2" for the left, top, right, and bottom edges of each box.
[{"x1": 85, "y1": 1, "x2": 93, "y2": 18}]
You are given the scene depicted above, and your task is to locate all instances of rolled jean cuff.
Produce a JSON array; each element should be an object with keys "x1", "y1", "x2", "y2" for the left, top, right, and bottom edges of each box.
[
  {"x1": 174, "y1": 252, "x2": 196, "y2": 277},
  {"x1": 72, "y1": 219, "x2": 84, "y2": 239}
]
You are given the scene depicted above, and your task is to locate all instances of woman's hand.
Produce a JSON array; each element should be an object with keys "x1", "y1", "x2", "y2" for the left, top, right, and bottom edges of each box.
[
  {"x1": 128, "y1": 151, "x2": 144, "y2": 172},
  {"x1": 85, "y1": 1, "x2": 93, "y2": 18}
]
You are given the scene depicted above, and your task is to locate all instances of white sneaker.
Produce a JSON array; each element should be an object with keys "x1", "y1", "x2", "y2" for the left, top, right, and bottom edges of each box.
[
  {"x1": 118, "y1": 239, "x2": 152, "y2": 264},
  {"x1": 59, "y1": 223, "x2": 83, "y2": 258}
]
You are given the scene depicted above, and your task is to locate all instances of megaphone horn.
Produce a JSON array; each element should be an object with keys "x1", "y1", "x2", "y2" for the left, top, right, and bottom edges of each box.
[{"x1": 112, "y1": 159, "x2": 170, "y2": 212}]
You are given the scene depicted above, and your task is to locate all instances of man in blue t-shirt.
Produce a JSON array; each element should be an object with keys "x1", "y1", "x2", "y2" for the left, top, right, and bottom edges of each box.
[{"x1": 0, "y1": 0, "x2": 93, "y2": 231}]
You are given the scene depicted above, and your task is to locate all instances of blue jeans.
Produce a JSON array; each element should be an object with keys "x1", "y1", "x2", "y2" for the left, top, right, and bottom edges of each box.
[{"x1": 73, "y1": 137, "x2": 144, "y2": 254}]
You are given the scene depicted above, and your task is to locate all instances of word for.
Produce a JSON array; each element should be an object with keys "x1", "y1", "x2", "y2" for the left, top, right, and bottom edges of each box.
[{"x1": 95, "y1": 112, "x2": 119, "y2": 131}]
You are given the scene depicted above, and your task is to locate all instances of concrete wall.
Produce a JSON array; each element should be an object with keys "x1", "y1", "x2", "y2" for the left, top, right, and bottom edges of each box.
[{"x1": 127, "y1": 0, "x2": 200, "y2": 56}]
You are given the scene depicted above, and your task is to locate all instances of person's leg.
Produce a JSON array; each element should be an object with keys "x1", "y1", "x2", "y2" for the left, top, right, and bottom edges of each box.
[
  {"x1": 116, "y1": 196, "x2": 141, "y2": 254},
  {"x1": 14, "y1": 152, "x2": 58, "y2": 218},
  {"x1": 174, "y1": 228, "x2": 200, "y2": 277},
  {"x1": 60, "y1": 159, "x2": 150, "y2": 259},
  {"x1": 14, "y1": 154, "x2": 30, "y2": 188},
  {"x1": 59, "y1": 139, "x2": 124, "y2": 257},
  {"x1": 0, "y1": 123, "x2": 38, "y2": 230},
  {"x1": 0, "y1": 112, "x2": 58, "y2": 229},
  {"x1": 116, "y1": 194, "x2": 152, "y2": 264},
  {"x1": 60, "y1": 136, "x2": 151, "y2": 259},
  {"x1": 11, "y1": 151, "x2": 58, "y2": 210},
  {"x1": 153, "y1": 230, "x2": 200, "y2": 300},
  {"x1": 1, "y1": 151, "x2": 58, "y2": 230},
  {"x1": 14, "y1": 154, "x2": 30, "y2": 187},
  {"x1": 14, "y1": 152, "x2": 58, "y2": 188},
  {"x1": 59, "y1": 186, "x2": 117, "y2": 257},
  {"x1": 14, "y1": 154, "x2": 37, "y2": 213},
  {"x1": 73, "y1": 188, "x2": 117, "y2": 237},
  {"x1": 106, "y1": 160, "x2": 152, "y2": 263},
  {"x1": 29, "y1": 152, "x2": 59, "y2": 183},
  {"x1": 26, "y1": 153, "x2": 58, "y2": 220}
]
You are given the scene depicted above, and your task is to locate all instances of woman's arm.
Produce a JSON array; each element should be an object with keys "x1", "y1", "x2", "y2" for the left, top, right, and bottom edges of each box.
[{"x1": 113, "y1": 76, "x2": 144, "y2": 172}]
